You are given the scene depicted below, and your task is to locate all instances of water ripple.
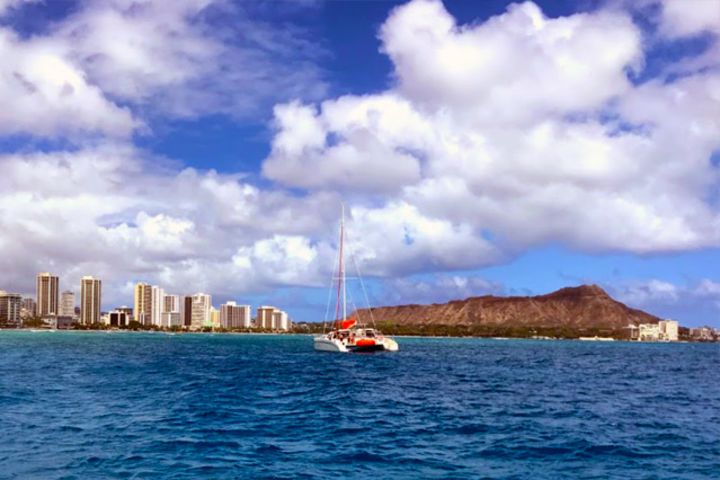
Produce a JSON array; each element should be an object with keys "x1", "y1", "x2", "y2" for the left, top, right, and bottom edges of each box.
[{"x1": 0, "y1": 332, "x2": 718, "y2": 479}]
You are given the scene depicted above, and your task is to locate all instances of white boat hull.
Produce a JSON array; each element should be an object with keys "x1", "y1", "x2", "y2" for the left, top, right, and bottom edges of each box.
[
  {"x1": 381, "y1": 337, "x2": 399, "y2": 352},
  {"x1": 313, "y1": 336, "x2": 348, "y2": 352},
  {"x1": 314, "y1": 334, "x2": 399, "y2": 353}
]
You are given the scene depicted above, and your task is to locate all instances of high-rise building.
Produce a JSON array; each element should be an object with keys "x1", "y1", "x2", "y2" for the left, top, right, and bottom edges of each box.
[
  {"x1": 163, "y1": 294, "x2": 179, "y2": 314},
  {"x1": 181, "y1": 296, "x2": 193, "y2": 327},
  {"x1": 161, "y1": 311, "x2": 181, "y2": 328},
  {"x1": 60, "y1": 291, "x2": 75, "y2": 317},
  {"x1": 151, "y1": 286, "x2": 165, "y2": 326},
  {"x1": 134, "y1": 283, "x2": 152, "y2": 326},
  {"x1": 180, "y1": 295, "x2": 190, "y2": 327},
  {"x1": 80, "y1": 276, "x2": 102, "y2": 325},
  {"x1": 160, "y1": 294, "x2": 180, "y2": 328},
  {"x1": 0, "y1": 291, "x2": 22, "y2": 327},
  {"x1": 220, "y1": 302, "x2": 251, "y2": 329},
  {"x1": 190, "y1": 293, "x2": 211, "y2": 329},
  {"x1": 20, "y1": 297, "x2": 36, "y2": 319},
  {"x1": 272, "y1": 310, "x2": 290, "y2": 331},
  {"x1": 210, "y1": 307, "x2": 220, "y2": 328},
  {"x1": 36, "y1": 272, "x2": 59, "y2": 317},
  {"x1": 115, "y1": 306, "x2": 133, "y2": 321},
  {"x1": 109, "y1": 310, "x2": 129, "y2": 327},
  {"x1": 256, "y1": 306, "x2": 276, "y2": 329},
  {"x1": 659, "y1": 320, "x2": 679, "y2": 341}
]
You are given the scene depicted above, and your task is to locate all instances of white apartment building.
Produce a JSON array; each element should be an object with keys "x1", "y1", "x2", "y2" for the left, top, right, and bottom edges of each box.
[
  {"x1": 637, "y1": 320, "x2": 679, "y2": 341},
  {"x1": 190, "y1": 293, "x2": 212, "y2": 330},
  {"x1": 151, "y1": 286, "x2": 165, "y2": 327},
  {"x1": 60, "y1": 291, "x2": 75, "y2": 317},
  {"x1": 161, "y1": 294, "x2": 181, "y2": 328},
  {"x1": 272, "y1": 310, "x2": 290, "y2": 331},
  {"x1": 658, "y1": 320, "x2": 679, "y2": 341}
]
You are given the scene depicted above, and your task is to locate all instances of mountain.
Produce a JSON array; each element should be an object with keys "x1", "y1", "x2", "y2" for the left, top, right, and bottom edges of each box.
[{"x1": 353, "y1": 284, "x2": 661, "y2": 338}]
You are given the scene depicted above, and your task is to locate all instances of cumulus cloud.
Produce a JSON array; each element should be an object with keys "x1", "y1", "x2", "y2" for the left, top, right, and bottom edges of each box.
[
  {"x1": 55, "y1": 0, "x2": 328, "y2": 119},
  {"x1": 264, "y1": 0, "x2": 720, "y2": 260},
  {"x1": 0, "y1": 29, "x2": 139, "y2": 137},
  {"x1": 263, "y1": 99, "x2": 424, "y2": 192},
  {"x1": 380, "y1": 0, "x2": 642, "y2": 123},
  {"x1": 0, "y1": 146, "x2": 341, "y2": 305},
  {"x1": 610, "y1": 278, "x2": 720, "y2": 325},
  {"x1": 656, "y1": 0, "x2": 720, "y2": 38},
  {"x1": 0, "y1": 0, "x2": 327, "y2": 140},
  {"x1": 377, "y1": 275, "x2": 505, "y2": 306},
  {"x1": 0, "y1": 0, "x2": 36, "y2": 15},
  {"x1": 2, "y1": 0, "x2": 720, "y2": 322}
]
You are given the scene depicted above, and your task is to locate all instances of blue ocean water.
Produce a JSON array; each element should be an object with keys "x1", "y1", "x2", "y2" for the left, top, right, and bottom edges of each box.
[{"x1": 0, "y1": 332, "x2": 718, "y2": 479}]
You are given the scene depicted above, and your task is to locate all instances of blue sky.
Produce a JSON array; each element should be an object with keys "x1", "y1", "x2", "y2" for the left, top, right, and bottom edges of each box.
[{"x1": 0, "y1": 0, "x2": 719, "y2": 326}]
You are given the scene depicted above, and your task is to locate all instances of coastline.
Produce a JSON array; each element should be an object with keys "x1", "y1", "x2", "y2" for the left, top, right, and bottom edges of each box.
[{"x1": 0, "y1": 328, "x2": 713, "y2": 344}]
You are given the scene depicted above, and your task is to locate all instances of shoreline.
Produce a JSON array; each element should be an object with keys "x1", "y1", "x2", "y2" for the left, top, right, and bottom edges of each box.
[{"x1": 0, "y1": 328, "x2": 713, "y2": 344}]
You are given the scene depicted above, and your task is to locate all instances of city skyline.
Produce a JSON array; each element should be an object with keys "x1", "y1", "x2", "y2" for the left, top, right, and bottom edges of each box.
[
  {"x1": 0, "y1": 0, "x2": 719, "y2": 326},
  {"x1": 0, "y1": 271, "x2": 291, "y2": 330}
]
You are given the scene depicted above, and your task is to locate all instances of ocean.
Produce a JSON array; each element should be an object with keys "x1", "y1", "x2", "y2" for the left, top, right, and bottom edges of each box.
[{"x1": 0, "y1": 331, "x2": 718, "y2": 479}]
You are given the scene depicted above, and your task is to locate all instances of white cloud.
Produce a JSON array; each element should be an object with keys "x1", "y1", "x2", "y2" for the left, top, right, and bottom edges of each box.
[
  {"x1": 54, "y1": 0, "x2": 328, "y2": 119},
  {"x1": 0, "y1": 0, "x2": 327, "y2": 140},
  {"x1": 380, "y1": 0, "x2": 642, "y2": 123},
  {"x1": 346, "y1": 202, "x2": 501, "y2": 276},
  {"x1": 264, "y1": 0, "x2": 720, "y2": 259},
  {"x1": 2, "y1": 0, "x2": 720, "y2": 322},
  {"x1": 0, "y1": 146, "x2": 338, "y2": 305},
  {"x1": 0, "y1": 29, "x2": 139, "y2": 137},
  {"x1": 263, "y1": 98, "x2": 424, "y2": 192},
  {"x1": 0, "y1": 0, "x2": 35, "y2": 15},
  {"x1": 656, "y1": 0, "x2": 720, "y2": 38},
  {"x1": 378, "y1": 274, "x2": 505, "y2": 306},
  {"x1": 610, "y1": 278, "x2": 720, "y2": 325}
]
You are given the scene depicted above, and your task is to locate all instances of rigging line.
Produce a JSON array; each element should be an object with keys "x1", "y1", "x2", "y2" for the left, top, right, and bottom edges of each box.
[
  {"x1": 322, "y1": 243, "x2": 340, "y2": 334},
  {"x1": 349, "y1": 241, "x2": 377, "y2": 329},
  {"x1": 334, "y1": 209, "x2": 344, "y2": 327},
  {"x1": 348, "y1": 291, "x2": 359, "y2": 327}
]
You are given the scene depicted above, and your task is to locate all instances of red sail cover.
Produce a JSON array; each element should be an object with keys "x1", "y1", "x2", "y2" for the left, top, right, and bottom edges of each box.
[{"x1": 341, "y1": 318, "x2": 356, "y2": 329}]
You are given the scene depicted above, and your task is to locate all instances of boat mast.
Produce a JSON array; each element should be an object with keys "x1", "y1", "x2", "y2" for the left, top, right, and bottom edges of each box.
[
  {"x1": 334, "y1": 204, "x2": 345, "y2": 330},
  {"x1": 341, "y1": 204, "x2": 347, "y2": 324}
]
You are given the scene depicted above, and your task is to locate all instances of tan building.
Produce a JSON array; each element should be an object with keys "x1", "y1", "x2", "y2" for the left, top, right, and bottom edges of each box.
[
  {"x1": 0, "y1": 291, "x2": 22, "y2": 327},
  {"x1": 256, "y1": 306, "x2": 277, "y2": 329},
  {"x1": 134, "y1": 283, "x2": 153, "y2": 326},
  {"x1": 80, "y1": 276, "x2": 102, "y2": 325},
  {"x1": 272, "y1": 310, "x2": 290, "y2": 331},
  {"x1": 20, "y1": 297, "x2": 36, "y2": 319},
  {"x1": 163, "y1": 294, "x2": 179, "y2": 314},
  {"x1": 36, "y1": 272, "x2": 59, "y2": 317},
  {"x1": 211, "y1": 307, "x2": 220, "y2": 329},
  {"x1": 658, "y1": 320, "x2": 679, "y2": 341},
  {"x1": 220, "y1": 302, "x2": 251, "y2": 329}
]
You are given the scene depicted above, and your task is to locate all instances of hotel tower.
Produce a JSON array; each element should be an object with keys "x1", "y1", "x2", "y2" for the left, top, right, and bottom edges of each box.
[
  {"x1": 134, "y1": 283, "x2": 152, "y2": 325},
  {"x1": 80, "y1": 276, "x2": 102, "y2": 325},
  {"x1": 36, "y1": 272, "x2": 59, "y2": 317}
]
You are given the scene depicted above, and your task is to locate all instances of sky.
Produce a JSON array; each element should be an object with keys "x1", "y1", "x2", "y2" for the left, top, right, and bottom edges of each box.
[{"x1": 0, "y1": 0, "x2": 719, "y2": 327}]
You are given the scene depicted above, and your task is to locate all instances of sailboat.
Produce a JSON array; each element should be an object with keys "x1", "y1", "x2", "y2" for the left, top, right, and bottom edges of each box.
[{"x1": 313, "y1": 206, "x2": 399, "y2": 353}]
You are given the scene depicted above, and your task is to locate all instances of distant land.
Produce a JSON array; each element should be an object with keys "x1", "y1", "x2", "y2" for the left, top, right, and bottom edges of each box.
[{"x1": 350, "y1": 285, "x2": 666, "y2": 339}]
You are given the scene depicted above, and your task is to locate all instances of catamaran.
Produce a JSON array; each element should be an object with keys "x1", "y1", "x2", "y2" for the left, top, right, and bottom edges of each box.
[{"x1": 313, "y1": 206, "x2": 399, "y2": 353}]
